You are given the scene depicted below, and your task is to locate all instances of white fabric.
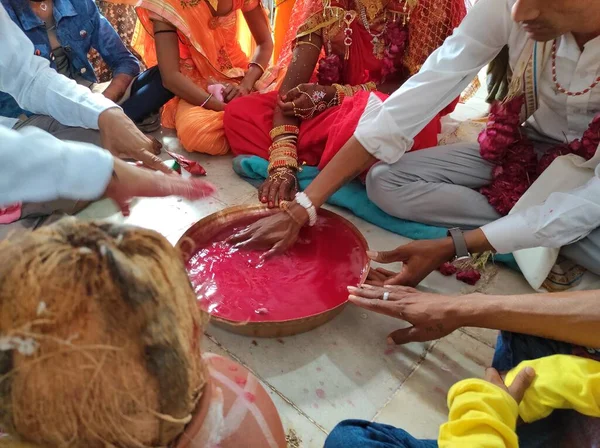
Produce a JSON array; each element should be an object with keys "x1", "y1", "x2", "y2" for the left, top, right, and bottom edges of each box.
[
  {"x1": 0, "y1": 4, "x2": 115, "y2": 207},
  {"x1": 355, "y1": 0, "x2": 600, "y2": 268},
  {"x1": 507, "y1": 155, "x2": 600, "y2": 290}
]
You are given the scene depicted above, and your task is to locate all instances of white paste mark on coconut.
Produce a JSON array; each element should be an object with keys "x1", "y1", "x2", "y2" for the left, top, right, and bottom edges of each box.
[
  {"x1": 115, "y1": 234, "x2": 124, "y2": 246},
  {"x1": 78, "y1": 247, "x2": 93, "y2": 255},
  {"x1": 36, "y1": 301, "x2": 47, "y2": 316},
  {"x1": 99, "y1": 244, "x2": 107, "y2": 257},
  {"x1": 0, "y1": 336, "x2": 39, "y2": 356}
]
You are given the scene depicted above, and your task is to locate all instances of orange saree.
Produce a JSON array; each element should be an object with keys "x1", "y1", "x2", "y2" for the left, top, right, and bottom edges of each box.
[{"x1": 133, "y1": 0, "x2": 277, "y2": 155}]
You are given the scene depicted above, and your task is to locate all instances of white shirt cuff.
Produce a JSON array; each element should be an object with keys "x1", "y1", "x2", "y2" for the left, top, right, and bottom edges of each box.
[
  {"x1": 481, "y1": 213, "x2": 541, "y2": 254},
  {"x1": 354, "y1": 93, "x2": 413, "y2": 164},
  {"x1": 77, "y1": 96, "x2": 120, "y2": 130},
  {"x1": 58, "y1": 141, "x2": 114, "y2": 199}
]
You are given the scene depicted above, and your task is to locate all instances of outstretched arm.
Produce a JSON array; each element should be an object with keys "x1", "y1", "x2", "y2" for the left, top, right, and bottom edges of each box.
[
  {"x1": 348, "y1": 285, "x2": 600, "y2": 349},
  {"x1": 151, "y1": 19, "x2": 225, "y2": 111}
]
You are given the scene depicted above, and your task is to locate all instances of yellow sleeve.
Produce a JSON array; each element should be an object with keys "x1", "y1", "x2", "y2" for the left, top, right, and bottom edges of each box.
[
  {"x1": 505, "y1": 355, "x2": 600, "y2": 423},
  {"x1": 438, "y1": 379, "x2": 519, "y2": 448}
]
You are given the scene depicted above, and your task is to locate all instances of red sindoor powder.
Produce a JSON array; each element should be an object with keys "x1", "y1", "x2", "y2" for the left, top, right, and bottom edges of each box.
[{"x1": 186, "y1": 215, "x2": 368, "y2": 323}]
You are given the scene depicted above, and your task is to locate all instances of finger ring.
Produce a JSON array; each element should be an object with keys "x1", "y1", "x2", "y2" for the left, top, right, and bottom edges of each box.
[{"x1": 382, "y1": 291, "x2": 390, "y2": 301}]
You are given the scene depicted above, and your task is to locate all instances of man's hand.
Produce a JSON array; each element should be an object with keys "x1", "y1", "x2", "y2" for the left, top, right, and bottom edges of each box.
[
  {"x1": 105, "y1": 158, "x2": 216, "y2": 216},
  {"x1": 485, "y1": 367, "x2": 536, "y2": 404},
  {"x1": 98, "y1": 108, "x2": 168, "y2": 173},
  {"x1": 347, "y1": 285, "x2": 464, "y2": 344},
  {"x1": 367, "y1": 238, "x2": 455, "y2": 287}
]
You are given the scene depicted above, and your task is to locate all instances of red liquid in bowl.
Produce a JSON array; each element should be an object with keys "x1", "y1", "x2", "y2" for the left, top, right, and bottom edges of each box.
[{"x1": 186, "y1": 214, "x2": 368, "y2": 323}]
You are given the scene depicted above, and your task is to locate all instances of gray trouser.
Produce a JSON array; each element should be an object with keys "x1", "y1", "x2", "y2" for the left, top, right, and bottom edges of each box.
[
  {"x1": 1, "y1": 116, "x2": 101, "y2": 240},
  {"x1": 365, "y1": 142, "x2": 600, "y2": 275}
]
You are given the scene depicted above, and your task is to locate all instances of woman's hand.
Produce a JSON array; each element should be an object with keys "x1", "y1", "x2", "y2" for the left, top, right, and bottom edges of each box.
[
  {"x1": 226, "y1": 209, "x2": 304, "y2": 257},
  {"x1": 347, "y1": 285, "x2": 461, "y2": 344},
  {"x1": 223, "y1": 83, "x2": 252, "y2": 103},
  {"x1": 259, "y1": 167, "x2": 298, "y2": 208},
  {"x1": 278, "y1": 84, "x2": 336, "y2": 120}
]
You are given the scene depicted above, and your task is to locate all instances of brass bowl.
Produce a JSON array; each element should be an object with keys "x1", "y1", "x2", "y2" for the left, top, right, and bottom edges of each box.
[{"x1": 176, "y1": 205, "x2": 369, "y2": 338}]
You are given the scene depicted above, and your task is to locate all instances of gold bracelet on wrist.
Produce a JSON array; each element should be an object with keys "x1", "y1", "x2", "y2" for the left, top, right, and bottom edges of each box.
[
  {"x1": 248, "y1": 61, "x2": 266, "y2": 74},
  {"x1": 270, "y1": 125, "x2": 300, "y2": 140}
]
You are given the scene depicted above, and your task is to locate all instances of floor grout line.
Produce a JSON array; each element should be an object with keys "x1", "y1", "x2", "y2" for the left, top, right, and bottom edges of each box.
[
  {"x1": 371, "y1": 339, "x2": 441, "y2": 422},
  {"x1": 204, "y1": 332, "x2": 329, "y2": 435},
  {"x1": 458, "y1": 328, "x2": 497, "y2": 349}
]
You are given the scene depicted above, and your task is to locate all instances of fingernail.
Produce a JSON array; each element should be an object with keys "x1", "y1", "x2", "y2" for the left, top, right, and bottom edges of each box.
[
  {"x1": 386, "y1": 337, "x2": 395, "y2": 346},
  {"x1": 366, "y1": 251, "x2": 377, "y2": 258},
  {"x1": 383, "y1": 285, "x2": 394, "y2": 288},
  {"x1": 524, "y1": 366, "x2": 535, "y2": 376},
  {"x1": 360, "y1": 284, "x2": 373, "y2": 289},
  {"x1": 262, "y1": 197, "x2": 267, "y2": 202},
  {"x1": 347, "y1": 286, "x2": 358, "y2": 292}
]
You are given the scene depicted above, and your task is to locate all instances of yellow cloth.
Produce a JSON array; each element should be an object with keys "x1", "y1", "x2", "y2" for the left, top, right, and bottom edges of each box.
[
  {"x1": 505, "y1": 355, "x2": 600, "y2": 423},
  {"x1": 439, "y1": 355, "x2": 600, "y2": 447},
  {"x1": 439, "y1": 379, "x2": 519, "y2": 448}
]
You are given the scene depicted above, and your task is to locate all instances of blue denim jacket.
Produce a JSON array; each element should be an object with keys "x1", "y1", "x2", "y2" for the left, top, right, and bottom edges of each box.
[{"x1": 0, "y1": 0, "x2": 140, "y2": 119}]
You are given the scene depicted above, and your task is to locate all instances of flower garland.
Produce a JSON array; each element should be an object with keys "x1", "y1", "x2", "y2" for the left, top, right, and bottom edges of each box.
[
  {"x1": 478, "y1": 95, "x2": 600, "y2": 216},
  {"x1": 317, "y1": 20, "x2": 408, "y2": 85}
]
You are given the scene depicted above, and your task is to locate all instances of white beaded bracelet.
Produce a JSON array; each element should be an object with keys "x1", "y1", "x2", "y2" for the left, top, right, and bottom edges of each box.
[{"x1": 295, "y1": 192, "x2": 317, "y2": 227}]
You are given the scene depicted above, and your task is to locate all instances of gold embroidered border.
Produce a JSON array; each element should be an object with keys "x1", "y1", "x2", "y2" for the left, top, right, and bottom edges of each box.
[{"x1": 296, "y1": 6, "x2": 349, "y2": 39}]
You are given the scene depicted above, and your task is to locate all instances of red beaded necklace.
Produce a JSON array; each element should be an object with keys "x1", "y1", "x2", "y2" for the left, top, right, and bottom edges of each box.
[{"x1": 552, "y1": 39, "x2": 600, "y2": 97}]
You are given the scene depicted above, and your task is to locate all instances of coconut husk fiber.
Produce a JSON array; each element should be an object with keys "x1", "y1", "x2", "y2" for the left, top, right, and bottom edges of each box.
[{"x1": 0, "y1": 219, "x2": 207, "y2": 448}]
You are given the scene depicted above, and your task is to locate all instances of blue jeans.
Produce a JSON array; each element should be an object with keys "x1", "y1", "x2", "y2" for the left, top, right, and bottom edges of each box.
[
  {"x1": 326, "y1": 331, "x2": 600, "y2": 448},
  {"x1": 325, "y1": 420, "x2": 436, "y2": 448},
  {"x1": 121, "y1": 66, "x2": 174, "y2": 122}
]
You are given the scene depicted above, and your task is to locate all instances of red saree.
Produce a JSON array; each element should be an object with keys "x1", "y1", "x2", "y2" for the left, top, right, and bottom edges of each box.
[{"x1": 224, "y1": 0, "x2": 465, "y2": 170}]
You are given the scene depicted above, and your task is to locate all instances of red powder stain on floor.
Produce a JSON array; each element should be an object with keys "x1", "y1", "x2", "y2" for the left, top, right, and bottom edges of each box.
[
  {"x1": 277, "y1": 338, "x2": 285, "y2": 344},
  {"x1": 244, "y1": 392, "x2": 256, "y2": 403},
  {"x1": 228, "y1": 365, "x2": 239, "y2": 372},
  {"x1": 316, "y1": 389, "x2": 326, "y2": 399},
  {"x1": 312, "y1": 403, "x2": 319, "y2": 409},
  {"x1": 384, "y1": 347, "x2": 395, "y2": 355},
  {"x1": 251, "y1": 340, "x2": 258, "y2": 346},
  {"x1": 316, "y1": 367, "x2": 323, "y2": 372},
  {"x1": 434, "y1": 387, "x2": 446, "y2": 395},
  {"x1": 235, "y1": 376, "x2": 247, "y2": 387},
  {"x1": 355, "y1": 370, "x2": 363, "y2": 377},
  {"x1": 347, "y1": 400, "x2": 355, "y2": 407}
]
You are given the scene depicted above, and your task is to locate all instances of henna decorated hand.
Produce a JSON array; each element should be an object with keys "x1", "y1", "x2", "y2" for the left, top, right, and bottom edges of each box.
[
  {"x1": 258, "y1": 167, "x2": 298, "y2": 208},
  {"x1": 278, "y1": 84, "x2": 336, "y2": 120}
]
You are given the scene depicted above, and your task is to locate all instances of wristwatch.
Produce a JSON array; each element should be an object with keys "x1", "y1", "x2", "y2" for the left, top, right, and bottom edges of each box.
[{"x1": 447, "y1": 228, "x2": 471, "y2": 262}]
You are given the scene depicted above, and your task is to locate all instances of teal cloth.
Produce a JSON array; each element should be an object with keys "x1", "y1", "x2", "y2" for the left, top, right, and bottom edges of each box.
[{"x1": 232, "y1": 156, "x2": 518, "y2": 269}]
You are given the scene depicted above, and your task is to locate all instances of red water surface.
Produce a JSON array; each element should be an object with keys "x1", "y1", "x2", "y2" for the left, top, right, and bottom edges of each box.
[{"x1": 186, "y1": 214, "x2": 368, "y2": 323}]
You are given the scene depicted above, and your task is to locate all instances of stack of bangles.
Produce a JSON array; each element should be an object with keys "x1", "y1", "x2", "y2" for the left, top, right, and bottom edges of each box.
[
  {"x1": 268, "y1": 124, "x2": 300, "y2": 173},
  {"x1": 329, "y1": 81, "x2": 377, "y2": 108}
]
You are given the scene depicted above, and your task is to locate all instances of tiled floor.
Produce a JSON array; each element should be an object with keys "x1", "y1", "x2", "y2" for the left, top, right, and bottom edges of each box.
[{"x1": 78, "y1": 79, "x2": 536, "y2": 447}]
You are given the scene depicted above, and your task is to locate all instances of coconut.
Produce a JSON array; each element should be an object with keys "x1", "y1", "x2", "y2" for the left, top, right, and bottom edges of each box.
[{"x1": 0, "y1": 219, "x2": 206, "y2": 447}]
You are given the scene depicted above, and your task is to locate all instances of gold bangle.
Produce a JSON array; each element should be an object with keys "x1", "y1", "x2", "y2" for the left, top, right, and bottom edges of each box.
[
  {"x1": 249, "y1": 61, "x2": 266, "y2": 74},
  {"x1": 270, "y1": 125, "x2": 300, "y2": 140},
  {"x1": 296, "y1": 40, "x2": 321, "y2": 52}
]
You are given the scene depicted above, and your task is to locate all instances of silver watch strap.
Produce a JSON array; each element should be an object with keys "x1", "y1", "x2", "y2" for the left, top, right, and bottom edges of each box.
[{"x1": 447, "y1": 228, "x2": 470, "y2": 260}]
